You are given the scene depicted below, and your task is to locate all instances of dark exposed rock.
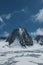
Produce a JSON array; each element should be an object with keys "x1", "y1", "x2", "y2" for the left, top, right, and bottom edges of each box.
[
  {"x1": 6, "y1": 27, "x2": 33, "y2": 47},
  {"x1": 35, "y1": 35, "x2": 43, "y2": 45},
  {"x1": 0, "y1": 37, "x2": 7, "y2": 40}
]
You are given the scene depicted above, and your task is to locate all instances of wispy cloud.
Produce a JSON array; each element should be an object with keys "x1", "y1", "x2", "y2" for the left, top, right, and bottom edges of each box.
[
  {"x1": 0, "y1": 7, "x2": 28, "y2": 21},
  {"x1": 31, "y1": 28, "x2": 43, "y2": 36},
  {"x1": 0, "y1": 8, "x2": 29, "y2": 29},
  {"x1": 0, "y1": 16, "x2": 5, "y2": 29},
  {"x1": 1, "y1": 13, "x2": 12, "y2": 20},
  {"x1": 0, "y1": 13, "x2": 12, "y2": 28},
  {"x1": 32, "y1": 8, "x2": 43, "y2": 23},
  {"x1": 21, "y1": 9, "x2": 25, "y2": 12},
  {"x1": 0, "y1": 17, "x2": 3, "y2": 22},
  {"x1": 3, "y1": 31, "x2": 9, "y2": 37},
  {"x1": 0, "y1": 9, "x2": 25, "y2": 21},
  {"x1": 41, "y1": 0, "x2": 43, "y2": 2},
  {"x1": 5, "y1": 14, "x2": 12, "y2": 20}
]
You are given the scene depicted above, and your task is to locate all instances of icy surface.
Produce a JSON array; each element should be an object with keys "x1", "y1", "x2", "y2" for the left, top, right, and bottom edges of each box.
[{"x1": 0, "y1": 40, "x2": 43, "y2": 65}]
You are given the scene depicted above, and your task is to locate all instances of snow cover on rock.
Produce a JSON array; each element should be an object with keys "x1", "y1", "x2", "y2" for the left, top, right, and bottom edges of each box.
[
  {"x1": 0, "y1": 39, "x2": 43, "y2": 65},
  {"x1": 19, "y1": 28, "x2": 24, "y2": 35}
]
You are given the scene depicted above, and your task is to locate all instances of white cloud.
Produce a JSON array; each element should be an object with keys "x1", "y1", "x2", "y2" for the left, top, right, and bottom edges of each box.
[
  {"x1": 31, "y1": 28, "x2": 43, "y2": 36},
  {"x1": 32, "y1": 9, "x2": 43, "y2": 22},
  {"x1": 0, "y1": 17, "x2": 3, "y2": 22}
]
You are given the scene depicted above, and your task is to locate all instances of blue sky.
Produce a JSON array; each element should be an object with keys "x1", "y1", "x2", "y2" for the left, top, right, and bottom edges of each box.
[{"x1": 0, "y1": 0, "x2": 43, "y2": 36}]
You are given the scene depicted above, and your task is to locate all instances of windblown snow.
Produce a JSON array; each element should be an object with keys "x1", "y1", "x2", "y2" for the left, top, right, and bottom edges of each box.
[{"x1": 0, "y1": 39, "x2": 43, "y2": 65}]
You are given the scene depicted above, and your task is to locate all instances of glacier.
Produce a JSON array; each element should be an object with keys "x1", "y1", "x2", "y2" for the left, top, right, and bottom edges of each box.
[{"x1": 0, "y1": 39, "x2": 43, "y2": 65}]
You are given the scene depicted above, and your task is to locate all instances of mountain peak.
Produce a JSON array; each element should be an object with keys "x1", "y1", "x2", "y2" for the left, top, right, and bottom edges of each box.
[
  {"x1": 6, "y1": 27, "x2": 33, "y2": 47},
  {"x1": 19, "y1": 27, "x2": 24, "y2": 35}
]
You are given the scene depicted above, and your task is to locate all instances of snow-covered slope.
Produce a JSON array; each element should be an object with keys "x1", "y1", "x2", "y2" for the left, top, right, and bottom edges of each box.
[
  {"x1": 0, "y1": 40, "x2": 43, "y2": 65},
  {"x1": 0, "y1": 27, "x2": 43, "y2": 65}
]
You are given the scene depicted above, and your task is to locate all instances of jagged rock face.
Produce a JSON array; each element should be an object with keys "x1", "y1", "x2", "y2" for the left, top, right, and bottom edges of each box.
[
  {"x1": 35, "y1": 35, "x2": 43, "y2": 45},
  {"x1": 6, "y1": 27, "x2": 33, "y2": 47}
]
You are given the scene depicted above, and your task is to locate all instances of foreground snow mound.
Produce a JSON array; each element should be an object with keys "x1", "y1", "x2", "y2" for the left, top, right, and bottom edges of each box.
[{"x1": 0, "y1": 40, "x2": 43, "y2": 65}]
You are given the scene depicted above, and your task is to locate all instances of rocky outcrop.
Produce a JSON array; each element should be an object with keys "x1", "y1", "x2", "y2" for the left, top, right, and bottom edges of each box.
[
  {"x1": 6, "y1": 27, "x2": 33, "y2": 47},
  {"x1": 35, "y1": 35, "x2": 43, "y2": 45},
  {"x1": 0, "y1": 37, "x2": 7, "y2": 40}
]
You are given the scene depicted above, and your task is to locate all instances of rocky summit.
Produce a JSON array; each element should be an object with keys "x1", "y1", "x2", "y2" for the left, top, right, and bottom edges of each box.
[{"x1": 6, "y1": 27, "x2": 33, "y2": 47}]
